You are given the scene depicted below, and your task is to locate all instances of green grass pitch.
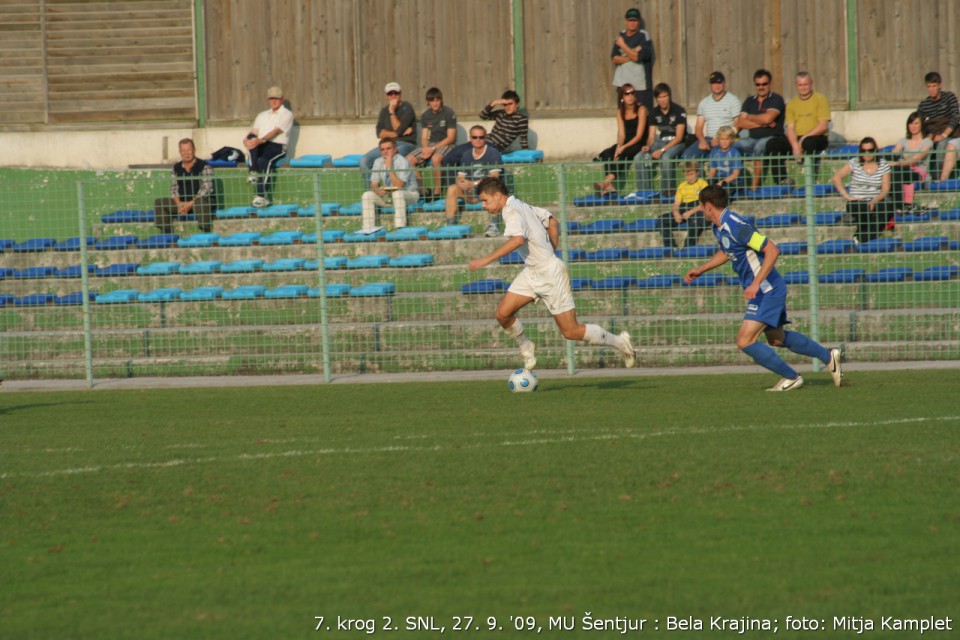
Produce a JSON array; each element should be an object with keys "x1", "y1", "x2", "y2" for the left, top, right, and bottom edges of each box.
[{"x1": 1, "y1": 369, "x2": 958, "y2": 638}]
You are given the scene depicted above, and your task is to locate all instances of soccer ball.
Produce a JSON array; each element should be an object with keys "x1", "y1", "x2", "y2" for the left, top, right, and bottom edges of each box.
[{"x1": 508, "y1": 368, "x2": 539, "y2": 393}]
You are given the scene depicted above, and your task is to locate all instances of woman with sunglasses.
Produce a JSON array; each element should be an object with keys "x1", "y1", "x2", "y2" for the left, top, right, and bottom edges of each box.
[
  {"x1": 831, "y1": 137, "x2": 892, "y2": 244},
  {"x1": 889, "y1": 112, "x2": 933, "y2": 213},
  {"x1": 592, "y1": 84, "x2": 648, "y2": 196}
]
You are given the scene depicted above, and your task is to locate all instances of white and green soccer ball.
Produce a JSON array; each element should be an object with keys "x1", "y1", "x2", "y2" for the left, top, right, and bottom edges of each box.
[{"x1": 508, "y1": 368, "x2": 539, "y2": 393}]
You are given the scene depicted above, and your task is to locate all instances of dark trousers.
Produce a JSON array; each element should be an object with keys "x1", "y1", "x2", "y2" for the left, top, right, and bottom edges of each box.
[
  {"x1": 659, "y1": 204, "x2": 707, "y2": 249},
  {"x1": 847, "y1": 199, "x2": 892, "y2": 244},
  {"x1": 756, "y1": 135, "x2": 792, "y2": 184},
  {"x1": 247, "y1": 138, "x2": 286, "y2": 198},
  {"x1": 154, "y1": 196, "x2": 214, "y2": 233},
  {"x1": 888, "y1": 164, "x2": 921, "y2": 211},
  {"x1": 595, "y1": 143, "x2": 643, "y2": 190}
]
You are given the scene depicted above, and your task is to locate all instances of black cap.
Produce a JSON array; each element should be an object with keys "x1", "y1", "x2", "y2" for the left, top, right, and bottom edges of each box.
[
  {"x1": 625, "y1": 8, "x2": 641, "y2": 20},
  {"x1": 709, "y1": 71, "x2": 726, "y2": 84}
]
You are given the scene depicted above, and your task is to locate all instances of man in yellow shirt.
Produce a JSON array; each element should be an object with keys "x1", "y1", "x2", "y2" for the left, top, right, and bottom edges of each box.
[{"x1": 785, "y1": 72, "x2": 831, "y2": 162}]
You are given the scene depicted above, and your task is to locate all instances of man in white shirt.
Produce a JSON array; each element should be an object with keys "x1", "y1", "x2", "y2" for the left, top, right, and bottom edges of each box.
[
  {"x1": 361, "y1": 139, "x2": 419, "y2": 230},
  {"x1": 682, "y1": 71, "x2": 741, "y2": 160},
  {"x1": 469, "y1": 178, "x2": 637, "y2": 371},
  {"x1": 244, "y1": 85, "x2": 294, "y2": 207}
]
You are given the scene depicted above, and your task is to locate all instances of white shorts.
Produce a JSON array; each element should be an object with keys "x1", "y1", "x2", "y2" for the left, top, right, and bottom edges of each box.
[{"x1": 507, "y1": 257, "x2": 576, "y2": 315}]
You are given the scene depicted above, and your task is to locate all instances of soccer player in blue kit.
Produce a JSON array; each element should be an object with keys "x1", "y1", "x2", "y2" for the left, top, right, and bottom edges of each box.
[{"x1": 684, "y1": 184, "x2": 843, "y2": 391}]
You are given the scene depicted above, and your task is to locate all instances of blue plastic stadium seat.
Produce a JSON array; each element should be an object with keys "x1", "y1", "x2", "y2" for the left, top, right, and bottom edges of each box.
[
  {"x1": 0, "y1": 292, "x2": 17, "y2": 305},
  {"x1": 101, "y1": 210, "x2": 154, "y2": 224},
  {"x1": 180, "y1": 286, "x2": 224, "y2": 301},
  {"x1": 256, "y1": 204, "x2": 300, "y2": 218},
  {"x1": 347, "y1": 254, "x2": 390, "y2": 269},
  {"x1": 264, "y1": 284, "x2": 310, "y2": 299},
  {"x1": 566, "y1": 221, "x2": 581, "y2": 234},
  {"x1": 826, "y1": 143, "x2": 858, "y2": 156},
  {"x1": 819, "y1": 268, "x2": 866, "y2": 284},
  {"x1": 570, "y1": 278, "x2": 593, "y2": 291},
  {"x1": 307, "y1": 283, "x2": 352, "y2": 297},
  {"x1": 389, "y1": 253, "x2": 434, "y2": 267},
  {"x1": 298, "y1": 202, "x2": 341, "y2": 217},
  {"x1": 57, "y1": 265, "x2": 94, "y2": 278},
  {"x1": 15, "y1": 293, "x2": 57, "y2": 306},
  {"x1": 15, "y1": 266, "x2": 57, "y2": 279},
  {"x1": 927, "y1": 179, "x2": 960, "y2": 192},
  {"x1": 756, "y1": 213, "x2": 800, "y2": 227},
  {"x1": 637, "y1": 274, "x2": 682, "y2": 288},
  {"x1": 895, "y1": 211, "x2": 934, "y2": 224},
  {"x1": 782, "y1": 271, "x2": 810, "y2": 285},
  {"x1": 320, "y1": 229, "x2": 346, "y2": 243},
  {"x1": 262, "y1": 258, "x2": 306, "y2": 272},
  {"x1": 0, "y1": 267, "x2": 15, "y2": 279},
  {"x1": 427, "y1": 225, "x2": 472, "y2": 240},
  {"x1": 54, "y1": 236, "x2": 96, "y2": 252},
  {"x1": 791, "y1": 184, "x2": 837, "y2": 197},
  {"x1": 303, "y1": 256, "x2": 348, "y2": 270},
  {"x1": 623, "y1": 218, "x2": 659, "y2": 232},
  {"x1": 332, "y1": 154, "x2": 363, "y2": 167},
  {"x1": 217, "y1": 232, "x2": 261, "y2": 247},
  {"x1": 856, "y1": 238, "x2": 902, "y2": 253},
  {"x1": 950, "y1": 240, "x2": 960, "y2": 251},
  {"x1": 594, "y1": 276, "x2": 640, "y2": 289},
  {"x1": 0, "y1": 239, "x2": 16, "y2": 252},
  {"x1": 96, "y1": 263, "x2": 140, "y2": 277},
  {"x1": 816, "y1": 239, "x2": 855, "y2": 254},
  {"x1": 461, "y1": 279, "x2": 505, "y2": 294},
  {"x1": 206, "y1": 158, "x2": 237, "y2": 168},
  {"x1": 674, "y1": 245, "x2": 716, "y2": 258},
  {"x1": 572, "y1": 193, "x2": 620, "y2": 207},
  {"x1": 138, "y1": 234, "x2": 180, "y2": 249},
  {"x1": 914, "y1": 265, "x2": 959, "y2": 281},
  {"x1": 938, "y1": 207, "x2": 960, "y2": 221},
  {"x1": 585, "y1": 248, "x2": 628, "y2": 261},
  {"x1": 579, "y1": 220, "x2": 624, "y2": 234},
  {"x1": 500, "y1": 252, "x2": 524, "y2": 264},
  {"x1": 222, "y1": 285, "x2": 266, "y2": 300},
  {"x1": 96, "y1": 289, "x2": 140, "y2": 304},
  {"x1": 903, "y1": 236, "x2": 948, "y2": 252},
  {"x1": 562, "y1": 249, "x2": 588, "y2": 262},
  {"x1": 94, "y1": 235, "x2": 139, "y2": 251},
  {"x1": 178, "y1": 260, "x2": 222, "y2": 275},
  {"x1": 421, "y1": 199, "x2": 448, "y2": 212},
  {"x1": 621, "y1": 190, "x2": 661, "y2": 205},
  {"x1": 628, "y1": 247, "x2": 671, "y2": 259},
  {"x1": 178, "y1": 233, "x2": 220, "y2": 248},
  {"x1": 56, "y1": 291, "x2": 96, "y2": 306},
  {"x1": 866, "y1": 268, "x2": 913, "y2": 283},
  {"x1": 683, "y1": 273, "x2": 726, "y2": 287},
  {"x1": 288, "y1": 154, "x2": 333, "y2": 168},
  {"x1": 220, "y1": 259, "x2": 264, "y2": 273},
  {"x1": 138, "y1": 288, "x2": 183, "y2": 302},
  {"x1": 385, "y1": 226, "x2": 429, "y2": 241},
  {"x1": 13, "y1": 238, "x2": 56, "y2": 253},
  {"x1": 343, "y1": 228, "x2": 387, "y2": 243},
  {"x1": 350, "y1": 282, "x2": 396, "y2": 297},
  {"x1": 778, "y1": 241, "x2": 808, "y2": 255},
  {"x1": 136, "y1": 262, "x2": 181, "y2": 276},
  {"x1": 744, "y1": 185, "x2": 791, "y2": 199},
  {"x1": 260, "y1": 231, "x2": 303, "y2": 245},
  {"x1": 501, "y1": 149, "x2": 544, "y2": 163},
  {"x1": 215, "y1": 206, "x2": 257, "y2": 219},
  {"x1": 814, "y1": 211, "x2": 844, "y2": 225},
  {"x1": 462, "y1": 200, "x2": 482, "y2": 211}
]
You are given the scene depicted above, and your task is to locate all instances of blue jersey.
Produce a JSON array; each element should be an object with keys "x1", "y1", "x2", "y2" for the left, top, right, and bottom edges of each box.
[
  {"x1": 712, "y1": 209, "x2": 784, "y2": 294},
  {"x1": 708, "y1": 146, "x2": 743, "y2": 179}
]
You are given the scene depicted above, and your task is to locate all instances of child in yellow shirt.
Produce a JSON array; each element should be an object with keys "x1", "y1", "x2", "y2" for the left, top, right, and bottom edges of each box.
[{"x1": 659, "y1": 161, "x2": 708, "y2": 249}]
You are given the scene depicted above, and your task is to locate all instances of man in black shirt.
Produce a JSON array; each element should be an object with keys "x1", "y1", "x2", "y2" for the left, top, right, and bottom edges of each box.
[{"x1": 154, "y1": 138, "x2": 215, "y2": 234}]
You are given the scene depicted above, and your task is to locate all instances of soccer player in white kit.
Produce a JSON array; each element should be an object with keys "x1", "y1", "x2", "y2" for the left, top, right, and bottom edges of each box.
[{"x1": 468, "y1": 177, "x2": 637, "y2": 370}]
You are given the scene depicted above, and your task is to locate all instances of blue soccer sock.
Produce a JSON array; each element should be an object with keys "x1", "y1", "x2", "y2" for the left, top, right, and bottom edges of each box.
[
  {"x1": 781, "y1": 331, "x2": 830, "y2": 364},
  {"x1": 741, "y1": 341, "x2": 798, "y2": 379}
]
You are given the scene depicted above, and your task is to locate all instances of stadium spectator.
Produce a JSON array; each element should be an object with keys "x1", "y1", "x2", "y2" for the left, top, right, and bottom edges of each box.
[
  {"x1": 155, "y1": 138, "x2": 215, "y2": 234},
  {"x1": 684, "y1": 184, "x2": 843, "y2": 391},
  {"x1": 468, "y1": 177, "x2": 637, "y2": 371},
  {"x1": 682, "y1": 71, "x2": 740, "y2": 160},
  {"x1": 734, "y1": 69, "x2": 790, "y2": 188},
  {"x1": 360, "y1": 139, "x2": 419, "y2": 231},
  {"x1": 832, "y1": 137, "x2": 892, "y2": 245},
  {"x1": 888, "y1": 111, "x2": 933, "y2": 213},
  {"x1": 360, "y1": 82, "x2": 417, "y2": 184},
  {"x1": 443, "y1": 125, "x2": 502, "y2": 230},
  {"x1": 917, "y1": 72, "x2": 960, "y2": 182},
  {"x1": 706, "y1": 126, "x2": 744, "y2": 192},
  {"x1": 592, "y1": 83, "x2": 648, "y2": 195},
  {"x1": 243, "y1": 86, "x2": 294, "y2": 207},
  {"x1": 635, "y1": 83, "x2": 688, "y2": 196},
  {"x1": 407, "y1": 87, "x2": 457, "y2": 201},
  {"x1": 784, "y1": 72, "x2": 830, "y2": 173},
  {"x1": 480, "y1": 90, "x2": 529, "y2": 152},
  {"x1": 658, "y1": 161, "x2": 708, "y2": 250},
  {"x1": 611, "y1": 7, "x2": 655, "y2": 110}
]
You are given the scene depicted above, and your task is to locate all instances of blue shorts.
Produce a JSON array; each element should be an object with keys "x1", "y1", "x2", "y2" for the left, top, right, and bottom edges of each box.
[{"x1": 744, "y1": 287, "x2": 790, "y2": 329}]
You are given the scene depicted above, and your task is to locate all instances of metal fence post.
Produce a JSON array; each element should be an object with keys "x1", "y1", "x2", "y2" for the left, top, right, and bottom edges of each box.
[
  {"x1": 313, "y1": 173, "x2": 332, "y2": 383},
  {"x1": 77, "y1": 181, "x2": 95, "y2": 387},
  {"x1": 556, "y1": 163, "x2": 576, "y2": 375},
  {"x1": 802, "y1": 154, "x2": 822, "y2": 372}
]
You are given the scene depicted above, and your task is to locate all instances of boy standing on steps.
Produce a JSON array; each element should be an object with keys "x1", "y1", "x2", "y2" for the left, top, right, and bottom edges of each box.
[
  {"x1": 684, "y1": 184, "x2": 843, "y2": 391},
  {"x1": 469, "y1": 177, "x2": 636, "y2": 370}
]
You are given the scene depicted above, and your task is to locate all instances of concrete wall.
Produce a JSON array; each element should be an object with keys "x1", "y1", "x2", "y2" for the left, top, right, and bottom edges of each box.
[{"x1": 2, "y1": 110, "x2": 913, "y2": 170}]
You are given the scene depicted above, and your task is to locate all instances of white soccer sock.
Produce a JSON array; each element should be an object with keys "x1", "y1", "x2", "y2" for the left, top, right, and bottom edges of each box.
[
  {"x1": 503, "y1": 319, "x2": 533, "y2": 347},
  {"x1": 583, "y1": 324, "x2": 625, "y2": 350}
]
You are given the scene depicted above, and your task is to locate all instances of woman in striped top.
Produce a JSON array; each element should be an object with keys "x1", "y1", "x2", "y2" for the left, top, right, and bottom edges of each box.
[{"x1": 832, "y1": 136, "x2": 892, "y2": 244}]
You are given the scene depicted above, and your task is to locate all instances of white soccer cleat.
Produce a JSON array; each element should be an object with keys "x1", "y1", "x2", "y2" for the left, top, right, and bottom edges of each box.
[
  {"x1": 828, "y1": 348, "x2": 843, "y2": 387},
  {"x1": 520, "y1": 342, "x2": 537, "y2": 370},
  {"x1": 619, "y1": 331, "x2": 637, "y2": 368},
  {"x1": 246, "y1": 173, "x2": 258, "y2": 185},
  {"x1": 767, "y1": 376, "x2": 804, "y2": 392},
  {"x1": 484, "y1": 222, "x2": 500, "y2": 237},
  {"x1": 251, "y1": 196, "x2": 270, "y2": 208}
]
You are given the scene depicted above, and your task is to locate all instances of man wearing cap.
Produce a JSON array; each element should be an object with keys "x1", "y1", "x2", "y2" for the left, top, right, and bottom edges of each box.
[
  {"x1": 611, "y1": 8, "x2": 655, "y2": 110},
  {"x1": 681, "y1": 71, "x2": 740, "y2": 160},
  {"x1": 244, "y1": 86, "x2": 294, "y2": 207},
  {"x1": 360, "y1": 82, "x2": 417, "y2": 184}
]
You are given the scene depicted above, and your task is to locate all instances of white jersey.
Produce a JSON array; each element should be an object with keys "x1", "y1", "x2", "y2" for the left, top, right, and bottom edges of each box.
[
  {"x1": 252, "y1": 105, "x2": 295, "y2": 145},
  {"x1": 501, "y1": 195, "x2": 557, "y2": 268}
]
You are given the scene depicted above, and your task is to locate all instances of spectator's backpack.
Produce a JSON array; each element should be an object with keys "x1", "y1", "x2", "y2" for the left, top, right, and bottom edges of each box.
[{"x1": 211, "y1": 146, "x2": 246, "y2": 163}]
